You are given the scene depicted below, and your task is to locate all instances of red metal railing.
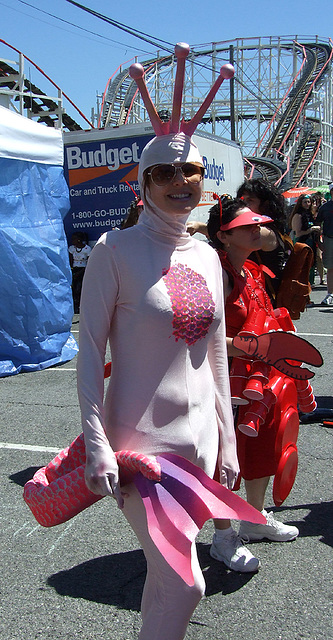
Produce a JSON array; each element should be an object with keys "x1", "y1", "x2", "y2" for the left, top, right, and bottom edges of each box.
[{"x1": 0, "y1": 38, "x2": 93, "y2": 129}]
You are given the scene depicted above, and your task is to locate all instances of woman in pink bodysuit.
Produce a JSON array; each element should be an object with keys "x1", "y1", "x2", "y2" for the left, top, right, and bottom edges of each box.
[{"x1": 76, "y1": 132, "x2": 239, "y2": 640}]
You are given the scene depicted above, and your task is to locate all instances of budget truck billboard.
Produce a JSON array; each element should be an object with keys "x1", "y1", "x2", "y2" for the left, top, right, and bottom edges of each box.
[{"x1": 63, "y1": 123, "x2": 244, "y2": 244}]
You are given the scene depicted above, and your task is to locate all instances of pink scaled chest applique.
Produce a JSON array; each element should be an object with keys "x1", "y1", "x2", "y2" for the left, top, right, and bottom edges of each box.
[{"x1": 162, "y1": 263, "x2": 215, "y2": 346}]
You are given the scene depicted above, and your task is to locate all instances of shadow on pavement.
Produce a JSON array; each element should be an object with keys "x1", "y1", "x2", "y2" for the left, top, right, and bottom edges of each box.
[
  {"x1": 274, "y1": 501, "x2": 333, "y2": 548},
  {"x1": 9, "y1": 466, "x2": 42, "y2": 486},
  {"x1": 47, "y1": 542, "x2": 256, "y2": 611},
  {"x1": 197, "y1": 542, "x2": 256, "y2": 596},
  {"x1": 48, "y1": 550, "x2": 146, "y2": 611},
  {"x1": 314, "y1": 396, "x2": 333, "y2": 409}
]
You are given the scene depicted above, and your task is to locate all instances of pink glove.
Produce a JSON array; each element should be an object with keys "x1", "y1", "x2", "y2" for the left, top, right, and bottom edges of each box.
[
  {"x1": 84, "y1": 438, "x2": 124, "y2": 509},
  {"x1": 220, "y1": 466, "x2": 239, "y2": 490}
]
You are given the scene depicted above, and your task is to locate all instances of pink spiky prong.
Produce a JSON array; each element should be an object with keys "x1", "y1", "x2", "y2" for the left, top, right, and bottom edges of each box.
[
  {"x1": 129, "y1": 62, "x2": 170, "y2": 136},
  {"x1": 181, "y1": 64, "x2": 235, "y2": 137},
  {"x1": 129, "y1": 45, "x2": 234, "y2": 138},
  {"x1": 129, "y1": 42, "x2": 190, "y2": 136},
  {"x1": 170, "y1": 43, "x2": 190, "y2": 133}
]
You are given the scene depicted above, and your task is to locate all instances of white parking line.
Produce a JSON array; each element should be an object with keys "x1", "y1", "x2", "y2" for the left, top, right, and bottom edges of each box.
[
  {"x1": 45, "y1": 368, "x2": 77, "y2": 371},
  {"x1": 48, "y1": 520, "x2": 76, "y2": 554},
  {"x1": 0, "y1": 442, "x2": 60, "y2": 453}
]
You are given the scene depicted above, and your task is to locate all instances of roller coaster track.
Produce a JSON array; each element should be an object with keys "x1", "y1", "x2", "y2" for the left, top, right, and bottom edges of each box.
[
  {"x1": 0, "y1": 37, "x2": 331, "y2": 187},
  {"x1": 254, "y1": 41, "x2": 333, "y2": 185},
  {"x1": 0, "y1": 39, "x2": 92, "y2": 131},
  {"x1": 0, "y1": 59, "x2": 82, "y2": 131},
  {"x1": 262, "y1": 43, "x2": 331, "y2": 153},
  {"x1": 100, "y1": 37, "x2": 333, "y2": 188},
  {"x1": 100, "y1": 55, "x2": 173, "y2": 128}
]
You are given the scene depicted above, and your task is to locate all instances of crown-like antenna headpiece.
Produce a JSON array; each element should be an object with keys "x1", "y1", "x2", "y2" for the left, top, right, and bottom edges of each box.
[{"x1": 129, "y1": 43, "x2": 234, "y2": 137}]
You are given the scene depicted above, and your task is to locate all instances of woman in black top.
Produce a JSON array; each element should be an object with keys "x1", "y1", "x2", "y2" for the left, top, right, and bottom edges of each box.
[
  {"x1": 236, "y1": 179, "x2": 290, "y2": 302},
  {"x1": 289, "y1": 194, "x2": 320, "y2": 285}
]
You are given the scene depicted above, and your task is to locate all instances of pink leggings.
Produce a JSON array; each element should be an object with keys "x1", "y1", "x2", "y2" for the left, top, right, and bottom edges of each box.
[{"x1": 122, "y1": 483, "x2": 206, "y2": 640}]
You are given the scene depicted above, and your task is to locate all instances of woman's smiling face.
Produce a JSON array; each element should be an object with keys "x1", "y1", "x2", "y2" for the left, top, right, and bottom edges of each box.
[{"x1": 147, "y1": 163, "x2": 203, "y2": 216}]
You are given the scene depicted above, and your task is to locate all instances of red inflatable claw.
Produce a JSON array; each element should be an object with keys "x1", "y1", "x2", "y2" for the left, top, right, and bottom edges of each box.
[
  {"x1": 233, "y1": 331, "x2": 323, "y2": 380},
  {"x1": 23, "y1": 434, "x2": 161, "y2": 527}
]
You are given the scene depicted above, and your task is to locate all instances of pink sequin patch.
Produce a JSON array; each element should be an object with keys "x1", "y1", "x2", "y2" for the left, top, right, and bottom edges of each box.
[{"x1": 163, "y1": 263, "x2": 215, "y2": 345}]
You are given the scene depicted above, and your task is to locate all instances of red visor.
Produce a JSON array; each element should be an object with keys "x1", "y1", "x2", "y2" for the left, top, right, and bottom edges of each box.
[{"x1": 220, "y1": 208, "x2": 273, "y2": 231}]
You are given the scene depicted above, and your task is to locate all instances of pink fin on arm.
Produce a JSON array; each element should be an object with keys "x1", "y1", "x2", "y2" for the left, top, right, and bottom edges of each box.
[{"x1": 134, "y1": 453, "x2": 265, "y2": 586}]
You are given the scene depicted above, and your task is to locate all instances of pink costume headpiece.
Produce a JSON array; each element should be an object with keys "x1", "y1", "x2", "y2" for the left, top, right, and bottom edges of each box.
[
  {"x1": 129, "y1": 43, "x2": 234, "y2": 138},
  {"x1": 129, "y1": 43, "x2": 235, "y2": 178}
]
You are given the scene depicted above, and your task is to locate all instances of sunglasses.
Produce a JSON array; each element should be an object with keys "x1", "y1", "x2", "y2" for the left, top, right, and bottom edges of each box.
[{"x1": 148, "y1": 163, "x2": 204, "y2": 187}]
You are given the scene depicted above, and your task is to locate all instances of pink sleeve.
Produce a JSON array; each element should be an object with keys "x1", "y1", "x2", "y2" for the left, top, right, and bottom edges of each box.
[
  {"x1": 76, "y1": 237, "x2": 119, "y2": 449},
  {"x1": 207, "y1": 265, "x2": 239, "y2": 488}
]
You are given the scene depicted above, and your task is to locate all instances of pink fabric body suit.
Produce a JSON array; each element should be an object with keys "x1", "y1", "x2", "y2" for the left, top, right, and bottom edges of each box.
[{"x1": 77, "y1": 192, "x2": 237, "y2": 640}]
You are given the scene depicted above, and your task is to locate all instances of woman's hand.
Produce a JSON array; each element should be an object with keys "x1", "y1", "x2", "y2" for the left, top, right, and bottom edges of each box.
[
  {"x1": 259, "y1": 226, "x2": 278, "y2": 251},
  {"x1": 220, "y1": 466, "x2": 239, "y2": 490},
  {"x1": 186, "y1": 220, "x2": 209, "y2": 237},
  {"x1": 85, "y1": 444, "x2": 124, "y2": 508}
]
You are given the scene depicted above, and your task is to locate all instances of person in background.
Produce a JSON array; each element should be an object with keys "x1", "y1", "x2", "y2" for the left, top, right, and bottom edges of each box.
[
  {"x1": 186, "y1": 218, "x2": 210, "y2": 238},
  {"x1": 316, "y1": 183, "x2": 333, "y2": 305},
  {"x1": 289, "y1": 194, "x2": 320, "y2": 287},
  {"x1": 120, "y1": 197, "x2": 144, "y2": 229},
  {"x1": 68, "y1": 232, "x2": 91, "y2": 314},
  {"x1": 311, "y1": 193, "x2": 326, "y2": 286},
  {"x1": 207, "y1": 198, "x2": 299, "y2": 571}
]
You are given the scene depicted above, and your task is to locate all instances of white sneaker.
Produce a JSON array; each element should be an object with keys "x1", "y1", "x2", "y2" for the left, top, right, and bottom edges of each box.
[
  {"x1": 210, "y1": 529, "x2": 260, "y2": 572},
  {"x1": 321, "y1": 293, "x2": 333, "y2": 306},
  {"x1": 239, "y1": 509, "x2": 299, "y2": 542}
]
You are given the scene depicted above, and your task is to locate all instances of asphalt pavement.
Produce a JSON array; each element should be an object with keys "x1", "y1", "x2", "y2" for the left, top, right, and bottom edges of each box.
[{"x1": 1, "y1": 280, "x2": 332, "y2": 640}]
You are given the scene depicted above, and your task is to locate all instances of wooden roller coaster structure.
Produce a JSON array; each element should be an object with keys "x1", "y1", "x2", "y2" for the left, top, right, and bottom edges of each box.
[{"x1": 1, "y1": 36, "x2": 332, "y2": 189}]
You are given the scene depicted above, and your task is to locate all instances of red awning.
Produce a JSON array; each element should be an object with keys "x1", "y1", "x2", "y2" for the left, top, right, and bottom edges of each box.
[{"x1": 282, "y1": 186, "x2": 313, "y2": 198}]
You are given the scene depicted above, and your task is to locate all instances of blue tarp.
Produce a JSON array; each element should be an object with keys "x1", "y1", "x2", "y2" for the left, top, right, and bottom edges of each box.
[{"x1": 0, "y1": 156, "x2": 78, "y2": 376}]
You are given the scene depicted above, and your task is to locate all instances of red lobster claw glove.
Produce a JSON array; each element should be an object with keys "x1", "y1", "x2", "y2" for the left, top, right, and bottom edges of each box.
[{"x1": 232, "y1": 331, "x2": 323, "y2": 380}]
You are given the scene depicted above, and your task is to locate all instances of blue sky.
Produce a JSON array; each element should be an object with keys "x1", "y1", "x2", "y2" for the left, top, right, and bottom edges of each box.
[{"x1": 0, "y1": 0, "x2": 331, "y2": 127}]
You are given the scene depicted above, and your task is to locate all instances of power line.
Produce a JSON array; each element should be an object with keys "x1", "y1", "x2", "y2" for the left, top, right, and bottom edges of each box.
[
  {"x1": 64, "y1": 1, "x2": 280, "y2": 112},
  {"x1": 65, "y1": 0, "x2": 175, "y2": 52},
  {"x1": 14, "y1": 0, "x2": 283, "y2": 115}
]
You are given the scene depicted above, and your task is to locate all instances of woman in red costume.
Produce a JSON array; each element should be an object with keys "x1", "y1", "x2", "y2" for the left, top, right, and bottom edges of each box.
[{"x1": 208, "y1": 197, "x2": 302, "y2": 570}]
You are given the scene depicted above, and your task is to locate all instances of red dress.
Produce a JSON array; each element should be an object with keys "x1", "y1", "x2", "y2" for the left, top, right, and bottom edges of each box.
[{"x1": 219, "y1": 251, "x2": 305, "y2": 505}]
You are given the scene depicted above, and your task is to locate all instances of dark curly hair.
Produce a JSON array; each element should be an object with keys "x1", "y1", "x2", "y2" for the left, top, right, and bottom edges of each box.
[{"x1": 236, "y1": 178, "x2": 286, "y2": 234}]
